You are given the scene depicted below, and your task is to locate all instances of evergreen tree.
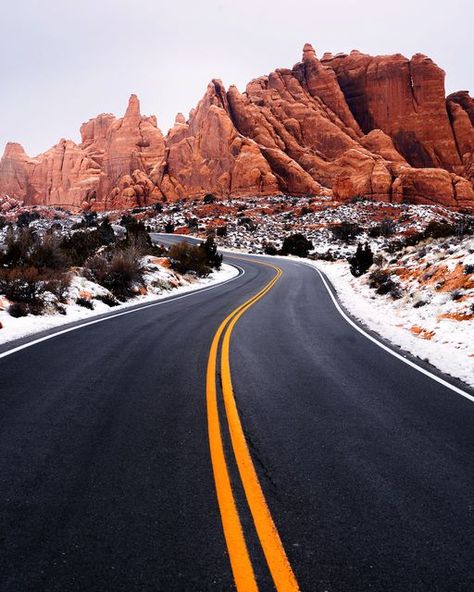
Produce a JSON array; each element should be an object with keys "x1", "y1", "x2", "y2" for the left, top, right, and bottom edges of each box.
[{"x1": 349, "y1": 242, "x2": 374, "y2": 277}]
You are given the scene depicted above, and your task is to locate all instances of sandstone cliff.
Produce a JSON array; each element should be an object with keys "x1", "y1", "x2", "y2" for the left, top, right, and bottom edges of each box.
[{"x1": 0, "y1": 45, "x2": 472, "y2": 210}]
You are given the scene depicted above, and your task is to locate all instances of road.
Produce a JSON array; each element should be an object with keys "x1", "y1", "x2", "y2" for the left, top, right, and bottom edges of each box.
[{"x1": 0, "y1": 235, "x2": 473, "y2": 591}]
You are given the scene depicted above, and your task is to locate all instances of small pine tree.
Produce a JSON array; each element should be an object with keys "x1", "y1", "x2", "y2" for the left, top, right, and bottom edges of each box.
[{"x1": 349, "y1": 242, "x2": 374, "y2": 277}]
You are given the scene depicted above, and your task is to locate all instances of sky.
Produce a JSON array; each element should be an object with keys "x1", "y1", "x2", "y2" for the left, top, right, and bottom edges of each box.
[{"x1": 1, "y1": 0, "x2": 472, "y2": 157}]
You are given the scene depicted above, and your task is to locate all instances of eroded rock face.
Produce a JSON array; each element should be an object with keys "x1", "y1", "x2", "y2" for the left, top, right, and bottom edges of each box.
[
  {"x1": 322, "y1": 51, "x2": 463, "y2": 171},
  {"x1": 0, "y1": 45, "x2": 472, "y2": 210}
]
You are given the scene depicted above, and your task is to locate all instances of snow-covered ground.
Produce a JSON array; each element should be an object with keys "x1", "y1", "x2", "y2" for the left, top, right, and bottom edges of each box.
[
  {"x1": 305, "y1": 240, "x2": 473, "y2": 388},
  {"x1": 0, "y1": 261, "x2": 237, "y2": 346}
]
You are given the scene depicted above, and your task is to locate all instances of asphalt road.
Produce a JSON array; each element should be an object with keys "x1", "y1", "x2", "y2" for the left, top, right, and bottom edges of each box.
[{"x1": 0, "y1": 235, "x2": 473, "y2": 591}]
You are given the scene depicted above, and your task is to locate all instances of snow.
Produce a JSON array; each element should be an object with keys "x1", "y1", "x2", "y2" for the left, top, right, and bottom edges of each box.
[
  {"x1": 303, "y1": 253, "x2": 473, "y2": 389},
  {"x1": 0, "y1": 262, "x2": 238, "y2": 346}
]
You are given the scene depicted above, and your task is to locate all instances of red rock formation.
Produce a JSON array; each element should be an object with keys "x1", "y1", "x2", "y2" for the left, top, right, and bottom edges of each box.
[
  {"x1": 155, "y1": 80, "x2": 280, "y2": 200},
  {"x1": 322, "y1": 51, "x2": 463, "y2": 172},
  {"x1": 0, "y1": 45, "x2": 472, "y2": 210}
]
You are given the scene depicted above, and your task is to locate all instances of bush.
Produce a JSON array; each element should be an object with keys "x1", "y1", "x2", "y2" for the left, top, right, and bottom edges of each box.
[
  {"x1": 30, "y1": 233, "x2": 69, "y2": 270},
  {"x1": 331, "y1": 222, "x2": 362, "y2": 242},
  {"x1": 201, "y1": 237, "x2": 222, "y2": 269},
  {"x1": 369, "y1": 268, "x2": 402, "y2": 298},
  {"x1": 164, "y1": 221, "x2": 175, "y2": 233},
  {"x1": 368, "y1": 218, "x2": 395, "y2": 238},
  {"x1": 76, "y1": 297, "x2": 94, "y2": 309},
  {"x1": 264, "y1": 243, "x2": 278, "y2": 256},
  {"x1": 17, "y1": 211, "x2": 41, "y2": 227},
  {"x1": 43, "y1": 272, "x2": 71, "y2": 303},
  {"x1": 72, "y1": 211, "x2": 98, "y2": 229},
  {"x1": 169, "y1": 237, "x2": 222, "y2": 277},
  {"x1": 84, "y1": 248, "x2": 144, "y2": 300},
  {"x1": 424, "y1": 221, "x2": 457, "y2": 239},
  {"x1": 8, "y1": 302, "x2": 28, "y2": 318},
  {"x1": 0, "y1": 266, "x2": 44, "y2": 304},
  {"x1": 203, "y1": 193, "x2": 216, "y2": 204},
  {"x1": 95, "y1": 293, "x2": 120, "y2": 307},
  {"x1": 60, "y1": 228, "x2": 104, "y2": 266},
  {"x1": 237, "y1": 217, "x2": 257, "y2": 232},
  {"x1": 280, "y1": 233, "x2": 313, "y2": 257},
  {"x1": 0, "y1": 266, "x2": 70, "y2": 310},
  {"x1": 349, "y1": 243, "x2": 373, "y2": 277},
  {"x1": 464, "y1": 263, "x2": 474, "y2": 275}
]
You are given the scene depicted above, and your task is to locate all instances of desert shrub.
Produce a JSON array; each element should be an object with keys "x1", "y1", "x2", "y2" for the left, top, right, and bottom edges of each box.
[
  {"x1": 464, "y1": 263, "x2": 474, "y2": 275},
  {"x1": 0, "y1": 266, "x2": 44, "y2": 304},
  {"x1": 280, "y1": 233, "x2": 313, "y2": 257},
  {"x1": 238, "y1": 217, "x2": 257, "y2": 231},
  {"x1": 215, "y1": 225, "x2": 227, "y2": 237},
  {"x1": 451, "y1": 289, "x2": 463, "y2": 301},
  {"x1": 349, "y1": 243, "x2": 373, "y2": 277},
  {"x1": 1, "y1": 227, "x2": 35, "y2": 267},
  {"x1": 0, "y1": 266, "x2": 70, "y2": 307},
  {"x1": 95, "y1": 293, "x2": 120, "y2": 307},
  {"x1": 413, "y1": 300, "x2": 427, "y2": 308},
  {"x1": 17, "y1": 211, "x2": 41, "y2": 227},
  {"x1": 164, "y1": 221, "x2": 175, "y2": 233},
  {"x1": 369, "y1": 268, "x2": 402, "y2": 298},
  {"x1": 404, "y1": 231, "x2": 425, "y2": 247},
  {"x1": 387, "y1": 239, "x2": 405, "y2": 253},
  {"x1": 187, "y1": 217, "x2": 199, "y2": 230},
  {"x1": 153, "y1": 202, "x2": 163, "y2": 212},
  {"x1": 84, "y1": 247, "x2": 144, "y2": 300},
  {"x1": 315, "y1": 250, "x2": 336, "y2": 261},
  {"x1": 264, "y1": 243, "x2": 278, "y2": 256},
  {"x1": 368, "y1": 218, "x2": 395, "y2": 238},
  {"x1": 31, "y1": 233, "x2": 69, "y2": 270},
  {"x1": 60, "y1": 228, "x2": 104, "y2": 266},
  {"x1": 76, "y1": 297, "x2": 94, "y2": 309},
  {"x1": 169, "y1": 237, "x2": 222, "y2": 277},
  {"x1": 97, "y1": 218, "x2": 116, "y2": 245},
  {"x1": 203, "y1": 193, "x2": 216, "y2": 204},
  {"x1": 368, "y1": 225, "x2": 382, "y2": 238},
  {"x1": 43, "y1": 272, "x2": 71, "y2": 303},
  {"x1": 1, "y1": 228, "x2": 69, "y2": 270},
  {"x1": 8, "y1": 302, "x2": 28, "y2": 317},
  {"x1": 72, "y1": 211, "x2": 98, "y2": 229},
  {"x1": 424, "y1": 221, "x2": 456, "y2": 239},
  {"x1": 330, "y1": 222, "x2": 362, "y2": 242}
]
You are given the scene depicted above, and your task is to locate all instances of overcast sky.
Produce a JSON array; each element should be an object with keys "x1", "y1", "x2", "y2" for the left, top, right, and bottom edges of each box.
[{"x1": 1, "y1": 0, "x2": 472, "y2": 156}]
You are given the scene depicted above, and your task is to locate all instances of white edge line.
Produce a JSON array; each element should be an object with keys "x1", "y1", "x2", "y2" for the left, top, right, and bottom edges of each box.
[
  {"x1": 299, "y1": 261, "x2": 474, "y2": 404},
  {"x1": 0, "y1": 264, "x2": 245, "y2": 360}
]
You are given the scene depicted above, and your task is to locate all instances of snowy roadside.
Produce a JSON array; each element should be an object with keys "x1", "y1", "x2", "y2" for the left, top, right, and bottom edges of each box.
[
  {"x1": 303, "y1": 258, "x2": 473, "y2": 389},
  {"x1": 0, "y1": 262, "x2": 238, "y2": 347}
]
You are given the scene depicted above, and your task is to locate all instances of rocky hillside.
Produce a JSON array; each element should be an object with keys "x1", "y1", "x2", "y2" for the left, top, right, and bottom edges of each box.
[{"x1": 1, "y1": 44, "x2": 473, "y2": 211}]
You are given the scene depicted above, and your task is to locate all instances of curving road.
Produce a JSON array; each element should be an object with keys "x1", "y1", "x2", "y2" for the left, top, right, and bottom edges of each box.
[{"x1": 0, "y1": 235, "x2": 473, "y2": 591}]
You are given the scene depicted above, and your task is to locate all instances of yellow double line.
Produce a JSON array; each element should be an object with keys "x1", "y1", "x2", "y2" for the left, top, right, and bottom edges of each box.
[{"x1": 206, "y1": 260, "x2": 300, "y2": 592}]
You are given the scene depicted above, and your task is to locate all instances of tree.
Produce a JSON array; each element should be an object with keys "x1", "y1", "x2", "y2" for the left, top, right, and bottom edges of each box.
[
  {"x1": 280, "y1": 233, "x2": 313, "y2": 257},
  {"x1": 200, "y1": 236, "x2": 222, "y2": 269},
  {"x1": 203, "y1": 193, "x2": 216, "y2": 204},
  {"x1": 349, "y1": 243, "x2": 374, "y2": 277}
]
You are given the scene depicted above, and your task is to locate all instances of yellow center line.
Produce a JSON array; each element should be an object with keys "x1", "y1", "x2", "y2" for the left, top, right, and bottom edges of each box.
[{"x1": 206, "y1": 258, "x2": 300, "y2": 592}]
